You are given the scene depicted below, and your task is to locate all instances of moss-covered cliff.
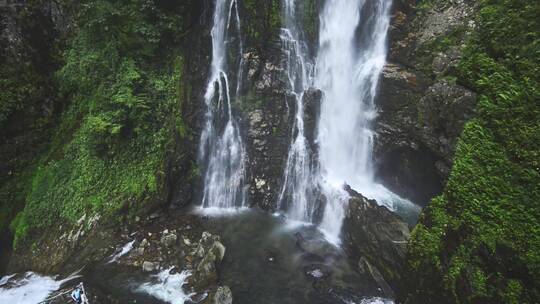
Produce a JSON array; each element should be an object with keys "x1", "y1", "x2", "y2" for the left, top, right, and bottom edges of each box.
[
  {"x1": 0, "y1": 1, "x2": 70, "y2": 272},
  {"x1": 0, "y1": 0, "x2": 288, "y2": 273},
  {"x1": 1, "y1": 0, "x2": 206, "y2": 272},
  {"x1": 401, "y1": 0, "x2": 540, "y2": 302}
]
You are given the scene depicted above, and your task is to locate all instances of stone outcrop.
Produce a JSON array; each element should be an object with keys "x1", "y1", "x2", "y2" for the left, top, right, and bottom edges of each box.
[
  {"x1": 342, "y1": 186, "x2": 410, "y2": 296},
  {"x1": 241, "y1": 45, "x2": 324, "y2": 211},
  {"x1": 202, "y1": 285, "x2": 233, "y2": 304},
  {"x1": 374, "y1": 0, "x2": 479, "y2": 205},
  {"x1": 189, "y1": 232, "x2": 226, "y2": 290},
  {"x1": 242, "y1": 49, "x2": 295, "y2": 210}
]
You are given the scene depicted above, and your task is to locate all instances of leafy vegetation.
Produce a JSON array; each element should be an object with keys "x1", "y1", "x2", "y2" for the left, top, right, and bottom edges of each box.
[
  {"x1": 406, "y1": 0, "x2": 540, "y2": 302},
  {"x1": 7, "y1": 0, "x2": 191, "y2": 246},
  {"x1": 0, "y1": 2, "x2": 63, "y2": 234}
]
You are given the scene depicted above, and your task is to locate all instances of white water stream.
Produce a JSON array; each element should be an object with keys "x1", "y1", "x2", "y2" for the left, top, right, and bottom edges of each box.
[
  {"x1": 277, "y1": 0, "x2": 316, "y2": 223},
  {"x1": 315, "y1": 0, "x2": 395, "y2": 243},
  {"x1": 276, "y1": 0, "x2": 417, "y2": 244},
  {"x1": 199, "y1": 0, "x2": 247, "y2": 210},
  {"x1": 0, "y1": 272, "x2": 80, "y2": 304},
  {"x1": 137, "y1": 268, "x2": 193, "y2": 304}
]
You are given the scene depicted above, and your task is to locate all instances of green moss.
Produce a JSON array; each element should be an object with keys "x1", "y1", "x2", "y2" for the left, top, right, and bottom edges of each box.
[
  {"x1": 9, "y1": 0, "x2": 191, "y2": 246},
  {"x1": 242, "y1": 0, "x2": 280, "y2": 46},
  {"x1": 0, "y1": 1, "x2": 64, "y2": 234},
  {"x1": 237, "y1": 90, "x2": 263, "y2": 112},
  {"x1": 405, "y1": 0, "x2": 540, "y2": 302},
  {"x1": 502, "y1": 280, "x2": 525, "y2": 304}
]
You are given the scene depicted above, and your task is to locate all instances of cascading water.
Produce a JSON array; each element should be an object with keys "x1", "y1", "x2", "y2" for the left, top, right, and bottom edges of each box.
[
  {"x1": 276, "y1": 0, "x2": 414, "y2": 244},
  {"x1": 199, "y1": 0, "x2": 247, "y2": 210},
  {"x1": 277, "y1": 0, "x2": 316, "y2": 222},
  {"x1": 315, "y1": 0, "x2": 397, "y2": 243}
]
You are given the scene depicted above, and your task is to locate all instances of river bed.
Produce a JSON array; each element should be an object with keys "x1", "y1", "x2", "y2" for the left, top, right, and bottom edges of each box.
[{"x1": 1, "y1": 209, "x2": 396, "y2": 304}]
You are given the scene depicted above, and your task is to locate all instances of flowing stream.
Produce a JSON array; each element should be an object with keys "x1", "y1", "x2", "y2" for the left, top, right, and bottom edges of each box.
[
  {"x1": 0, "y1": 272, "x2": 81, "y2": 303},
  {"x1": 199, "y1": 0, "x2": 247, "y2": 210},
  {"x1": 277, "y1": 0, "x2": 316, "y2": 223}
]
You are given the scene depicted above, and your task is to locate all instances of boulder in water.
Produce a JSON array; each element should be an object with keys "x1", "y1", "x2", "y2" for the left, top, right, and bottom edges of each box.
[
  {"x1": 341, "y1": 186, "x2": 410, "y2": 296},
  {"x1": 189, "y1": 232, "x2": 226, "y2": 290},
  {"x1": 142, "y1": 261, "x2": 158, "y2": 272},
  {"x1": 211, "y1": 286, "x2": 233, "y2": 304},
  {"x1": 304, "y1": 264, "x2": 331, "y2": 280}
]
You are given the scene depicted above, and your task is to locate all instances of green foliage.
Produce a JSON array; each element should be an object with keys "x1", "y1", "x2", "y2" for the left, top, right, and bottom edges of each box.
[
  {"x1": 301, "y1": 0, "x2": 319, "y2": 43},
  {"x1": 242, "y1": 0, "x2": 280, "y2": 46},
  {"x1": 406, "y1": 0, "x2": 540, "y2": 302},
  {"x1": 10, "y1": 0, "x2": 189, "y2": 245},
  {"x1": 0, "y1": 62, "x2": 45, "y2": 126},
  {"x1": 0, "y1": 1, "x2": 64, "y2": 234}
]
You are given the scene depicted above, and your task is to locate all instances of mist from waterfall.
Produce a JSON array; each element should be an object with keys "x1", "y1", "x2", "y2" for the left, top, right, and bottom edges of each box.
[
  {"x1": 315, "y1": 0, "x2": 395, "y2": 243},
  {"x1": 199, "y1": 0, "x2": 247, "y2": 210},
  {"x1": 277, "y1": 0, "x2": 317, "y2": 223}
]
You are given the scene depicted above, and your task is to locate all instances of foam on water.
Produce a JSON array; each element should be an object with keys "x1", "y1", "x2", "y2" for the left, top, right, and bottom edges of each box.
[
  {"x1": 359, "y1": 297, "x2": 394, "y2": 304},
  {"x1": 193, "y1": 206, "x2": 250, "y2": 217},
  {"x1": 0, "y1": 272, "x2": 79, "y2": 304},
  {"x1": 137, "y1": 268, "x2": 193, "y2": 304}
]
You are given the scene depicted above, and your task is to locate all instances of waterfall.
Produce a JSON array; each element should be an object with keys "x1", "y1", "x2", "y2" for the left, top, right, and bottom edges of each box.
[
  {"x1": 276, "y1": 0, "x2": 410, "y2": 244},
  {"x1": 315, "y1": 0, "x2": 394, "y2": 243},
  {"x1": 277, "y1": 0, "x2": 316, "y2": 222},
  {"x1": 199, "y1": 0, "x2": 247, "y2": 210}
]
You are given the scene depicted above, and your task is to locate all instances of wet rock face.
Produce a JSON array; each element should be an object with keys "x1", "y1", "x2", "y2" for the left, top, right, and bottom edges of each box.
[
  {"x1": 374, "y1": 0, "x2": 478, "y2": 205},
  {"x1": 160, "y1": 232, "x2": 178, "y2": 247},
  {"x1": 142, "y1": 261, "x2": 158, "y2": 272},
  {"x1": 341, "y1": 186, "x2": 410, "y2": 296},
  {"x1": 375, "y1": 66, "x2": 477, "y2": 203},
  {"x1": 302, "y1": 87, "x2": 323, "y2": 153},
  {"x1": 242, "y1": 43, "x2": 324, "y2": 211},
  {"x1": 243, "y1": 49, "x2": 295, "y2": 210}
]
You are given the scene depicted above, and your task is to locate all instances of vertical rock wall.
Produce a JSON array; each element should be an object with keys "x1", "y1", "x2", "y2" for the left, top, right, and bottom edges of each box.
[{"x1": 374, "y1": 0, "x2": 478, "y2": 205}]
